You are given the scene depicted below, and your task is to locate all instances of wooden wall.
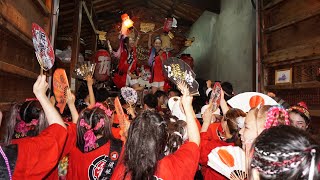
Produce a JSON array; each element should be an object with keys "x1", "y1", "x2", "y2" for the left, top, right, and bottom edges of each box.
[
  {"x1": 0, "y1": 0, "x2": 51, "y2": 111},
  {"x1": 260, "y1": 0, "x2": 320, "y2": 119}
]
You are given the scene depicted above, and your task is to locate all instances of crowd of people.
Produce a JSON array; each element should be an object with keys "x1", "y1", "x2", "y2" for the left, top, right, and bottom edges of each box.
[{"x1": 0, "y1": 34, "x2": 319, "y2": 180}]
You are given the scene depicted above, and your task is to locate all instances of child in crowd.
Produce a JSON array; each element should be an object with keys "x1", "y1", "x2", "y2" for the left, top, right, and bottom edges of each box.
[
  {"x1": 3, "y1": 98, "x2": 48, "y2": 145},
  {"x1": 111, "y1": 82, "x2": 200, "y2": 180},
  {"x1": 0, "y1": 75, "x2": 67, "y2": 179},
  {"x1": 62, "y1": 101, "x2": 122, "y2": 179},
  {"x1": 250, "y1": 125, "x2": 320, "y2": 180}
]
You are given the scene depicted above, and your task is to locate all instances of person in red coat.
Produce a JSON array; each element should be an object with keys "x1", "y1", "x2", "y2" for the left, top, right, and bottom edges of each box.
[
  {"x1": 111, "y1": 83, "x2": 200, "y2": 180},
  {"x1": 113, "y1": 35, "x2": 143, "y2": 91},
  {"x1": 199, "y1": 91, "x2": 245, "y2": 180},
  {"x1": 148, "y1": 34, "x2": 169, "y2": 94},
  {"x1": 0, "y1": 75, "x2": 68, "y2": 179}
]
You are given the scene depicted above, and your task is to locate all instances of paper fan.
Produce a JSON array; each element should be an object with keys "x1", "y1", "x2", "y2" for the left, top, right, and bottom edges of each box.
[
  {"x1": 114, "y1": 97, "x2": 130, "y2": 141},
  {"x1": 120, "y1": 87, "x2": 138, "y2": 105},
  {"x1": 208, "y1": 146, "x2": 247, "y2": 180},
  {"x1": 210, "y1": 82, "x2": 222, "y2": 112},
  {"x1": 74, "y1": 61, "x2": 96, "y2": 79},
  {"x1": 163, "y1": 57, "x2": 199, "y2": 95},
  {"x1": 227, "y1": 92, "x2": 279, "y2": 112},
  {"x1": 32, "y1": 23, "x2": 55, "y2": 71},
  {"x1": 53, "y1": 69, "x2": 69, "y2": 114}
]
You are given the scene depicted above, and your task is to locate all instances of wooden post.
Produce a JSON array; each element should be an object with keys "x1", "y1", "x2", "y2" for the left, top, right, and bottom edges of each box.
[
  {"x1": 70, "y1": 0, "x2": 83, "y2": 90},
  {"x1": 47, "y1": 0, "x2": 60, "y2": 95}
]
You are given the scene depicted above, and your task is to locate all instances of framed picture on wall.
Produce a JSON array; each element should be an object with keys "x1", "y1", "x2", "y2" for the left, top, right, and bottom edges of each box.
[{"x1": 275, "y1": 68, "x2": 292, "y2": 84}]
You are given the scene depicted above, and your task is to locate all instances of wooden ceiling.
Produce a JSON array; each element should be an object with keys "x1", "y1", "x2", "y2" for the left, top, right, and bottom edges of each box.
[{"x1": 57, "y1": 0, "x2": 220, "y2": 50}]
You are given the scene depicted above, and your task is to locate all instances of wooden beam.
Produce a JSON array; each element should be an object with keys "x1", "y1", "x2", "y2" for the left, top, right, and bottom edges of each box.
[
  {"x1": 71, "y1": 0, "x2": 83, "y2": 82},
  {"x1": 263, "y1": 37, "x2": 320, "y2": 64},
  {"x1": 310, "y1": 109, "x2": 320, "y2": 117},
  {"x1": 264, "y1": 8, "x2": 320, "y2": 33},
  {"x1": 262, "y1": 0, "x2": 285, "y2": 10},
  {"x1": 0, "y1": 15, "x2": 33, "y2": 48},
  {"x1": 266, "y1": 81, "x2": 320, "y2": 90},
  {"x1": 32, "y1": 0, "x2": 50, "y2": 16},
  {"x1": 0, "y1": 61, "x2": 38, "y2": 79},
  {"x1": 180, "y1": 0, "x2": 220, "y2": 14},
  {"x1": 83, "y1": 1, "x2": 97, "y2": 33}
]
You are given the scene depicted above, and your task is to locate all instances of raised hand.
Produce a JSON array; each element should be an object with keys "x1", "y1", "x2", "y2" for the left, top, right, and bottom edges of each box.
[
  {"x1": 33, "y1": 75, "x2": 49, "y2": 98},
  {"x1": 66, "y1": 89, "x2": 75, "y2": 106},
  {"x1": 85, "y1": 75, "x2": 94, "y2": 87},
  {"x1": 206, "y1": 80, "x2": 212, "y2": 89}
]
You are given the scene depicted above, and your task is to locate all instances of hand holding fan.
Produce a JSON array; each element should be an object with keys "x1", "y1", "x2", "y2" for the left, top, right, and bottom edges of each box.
[
  {"x1": 227, "y1": 92, "x2": 279, "y2": 112},
  {"x1": 210, "y1": 82, "x2": 222, "y2": 112},
  {"x1": 208, "y1": 146, "x2": 247, "y2": 180},
  {"x1": 32, "y1": 23, "x2": 55, "y2": 74},
  {"x1": 114, "y1": 97, "x2": 130, "y2": 141},
  {"x1": 53, "y1": 69, "x2": 69, "y2": 114},
  {"x1": 163, "y1": 57, "x2": 199, "y2": 96},
  {"x1": 120, "y1": 87, "x2": 138, "y2": 106},
  {"x1": 74, "y1": 61, "x2": 96, "y2": 79}
]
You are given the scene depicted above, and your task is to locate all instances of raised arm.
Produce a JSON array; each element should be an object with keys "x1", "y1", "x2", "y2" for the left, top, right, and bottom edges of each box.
[
  {"x1": 148, "y1": 33, "x2": 152, "y2": 49},
  {"x1": 220, "y1": 89, "x2": 229, "y2": 115},
  {"x1": 0, "y1": 110, "x2": 2, "y2": 127},
  {"x1": 85, "y1": 75, "x2": 96, "y2": 108},
  {"x1": 200, "y1": 105, "x2": 215, "y2": 133},
  {"x1": 33, "y1": 75, "x2": 66, "y2": 128},
  {"x1": 66, "y1": 89, "x2": 79, "y2": 124},
  {"x1": 135, "y1": 33, "x2": 141, "y2": 47},
  {"x1": 179, "y1": 82, "x2": 200, "y2": 146}
]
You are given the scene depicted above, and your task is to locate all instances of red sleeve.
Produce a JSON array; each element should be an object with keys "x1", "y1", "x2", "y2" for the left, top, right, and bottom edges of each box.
[
  {"x1": 157, "y1": 142, "x2": 200, "y2": 179},
  {"x1": 13, "y1": 124, "x2": 67, "y2": 179},
  {"x1": 61, "y1": 122, "x2": 77, "y2": 156},
  {"x1": 199, "y1": 132, "x2": 232, "y2": 167},
  {"x1": 118, "y1": 51, "x2": 127, "y2": 72}
]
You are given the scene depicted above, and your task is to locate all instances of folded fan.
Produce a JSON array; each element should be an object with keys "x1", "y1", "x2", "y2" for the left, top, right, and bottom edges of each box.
[
  {"x1": 74, "y1": 61, "x2": 96, "y2": 79},
  {"x1": 227, "y1": 92, "x2": 279, "y2": 113},
  {"x1": 163, "y1": 57, "x2": 199, "y2": 95},
  {"x1": 208, "y1": 146, "x2": 247, "y2": 180},
  {"x1": 53, "y1": 69, "x2": 69, "y2": 114},
  {"x1": 210, "y1": 82, "x2": 222, "y2": 112},
  {"x1": 114, "y1": 97, "x2": 130, "y2": 142}
]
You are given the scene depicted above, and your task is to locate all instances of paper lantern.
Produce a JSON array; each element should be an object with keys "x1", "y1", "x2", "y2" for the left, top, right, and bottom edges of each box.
[
  {"x1": 121, "y1": 13, "x2": 134, "y2": 29},
  {"x1": 163, "y1": 18, "x2": 173, "y2": 32},
  {"x1": 92, "y1": 49, "x2": 111, "y2": 81}
]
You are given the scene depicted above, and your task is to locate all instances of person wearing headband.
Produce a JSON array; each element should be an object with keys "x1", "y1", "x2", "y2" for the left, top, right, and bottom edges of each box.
[
  {"x1": 148, "y1": 34, "x2": 169, "y2": 94},
  {"x1": 250, "y1": 125, "x2": 320, "y2": 180},
  {"x1": 288, "y1": 102, "x2": 311, "y2": 131}
]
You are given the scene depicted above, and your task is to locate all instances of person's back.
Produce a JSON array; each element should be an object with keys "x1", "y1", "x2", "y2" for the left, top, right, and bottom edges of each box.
[
  {"x1": 112, "y1": 84, "x2": 200, "y2": 180},
  {"x1": 250, "y1": 125, "x2": 320, "y2": 180}
]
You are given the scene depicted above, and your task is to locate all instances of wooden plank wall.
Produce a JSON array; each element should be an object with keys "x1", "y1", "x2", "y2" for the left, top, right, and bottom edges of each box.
[
  {"x1": 260, "y1": 0, "x2": 320, "y2": 119},
  {"x1": 0, "y1": 0, "x2": 51, "y2": 111}
]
